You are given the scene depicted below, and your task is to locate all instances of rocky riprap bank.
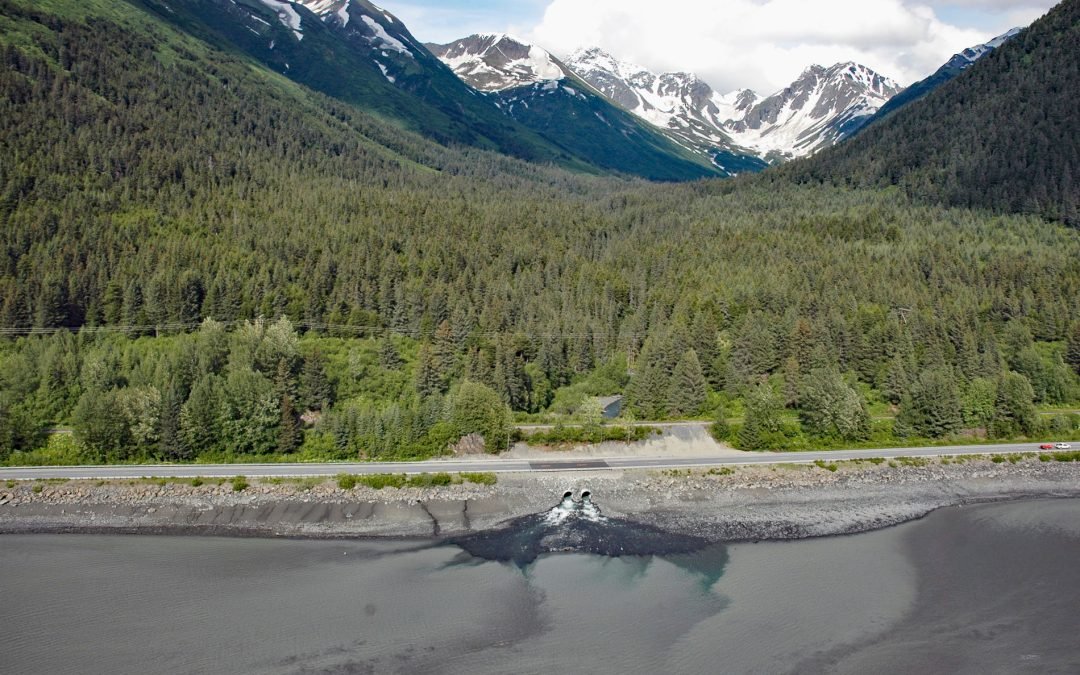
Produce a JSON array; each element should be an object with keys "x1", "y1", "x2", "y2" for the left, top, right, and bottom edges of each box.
[{"x1": 3, "y1": 458, "x2": 1080, "y2": 542}]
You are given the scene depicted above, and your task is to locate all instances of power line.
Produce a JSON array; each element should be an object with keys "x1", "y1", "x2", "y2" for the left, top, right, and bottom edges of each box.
[{"x1": 0, "y1": 320, "x2": 642, "y2": 340}]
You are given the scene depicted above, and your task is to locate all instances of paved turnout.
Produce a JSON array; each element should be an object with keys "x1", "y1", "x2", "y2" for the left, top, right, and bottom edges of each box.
[{"x1": 0, "y1": 442, "x2": 1059, "y2": 481}]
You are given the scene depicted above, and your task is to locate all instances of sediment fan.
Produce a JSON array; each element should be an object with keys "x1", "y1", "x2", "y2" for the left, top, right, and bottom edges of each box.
[{"x1": 448, "y1": 493, "x2": 711, "y2": 566}]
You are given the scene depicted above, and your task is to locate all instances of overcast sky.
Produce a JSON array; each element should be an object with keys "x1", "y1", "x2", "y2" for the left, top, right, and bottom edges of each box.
[{"x1": 384, "y1": 0, "x2": 1058, "y2": 93}]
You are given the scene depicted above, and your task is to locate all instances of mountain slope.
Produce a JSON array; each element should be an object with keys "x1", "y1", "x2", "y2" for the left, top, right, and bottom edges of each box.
[
  {"x1": 3, "y1": 0, "x2": 1080, "y2": 462},
  {"x1": 428, "y1": 34, "x2": 723, "y2": 180},
  {"x1": 427, "y1": 33, "x2": 565, "y2": 92},
  {"x1": 863, "y1": 28, "x2": 1021, "y2": 129},
  {"x1": 565, "y1": 48, "x2": 898, "y2": 162},
  {"x1": 785, "y1": 1, "x2": 1079, "y2": 226},
  {"x1": 565, "y1": 48, "x2": 760, "y2": 169},
  {"x1": 727, "y1": 63, "x2": 901, "y2": 159},
  {"x1": 134, "y1": 0, "x2": 584, "y2": 166}
]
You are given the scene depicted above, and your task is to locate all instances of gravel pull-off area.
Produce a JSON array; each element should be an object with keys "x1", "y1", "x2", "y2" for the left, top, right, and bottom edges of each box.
[{"x1": 2, "y1": 458, "x2": 1080, "y2": 542}]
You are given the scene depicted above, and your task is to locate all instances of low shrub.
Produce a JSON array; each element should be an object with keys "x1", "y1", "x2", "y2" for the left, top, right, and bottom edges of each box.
[
  {"x1": 337, "y1": 473, "x2": 358, "y2": 490},
  {"x1": 896, "y1": 457, "x2": 929, "y2": 467},
  {"x1": 231, "y1": 475, "x2": 249, "y2": 492},
  {"x1": 190, "y1": 477, "x2": 204, "y2": 487},
  {"x1": 358, "y1": 474, "x2": 407, "y2": 490},
  {"x1": 460, "y1": 472, "x2": 497, "y2": 486},
  {"x1": 407, "y1": 472, "x2": 454, "y2": 488}
]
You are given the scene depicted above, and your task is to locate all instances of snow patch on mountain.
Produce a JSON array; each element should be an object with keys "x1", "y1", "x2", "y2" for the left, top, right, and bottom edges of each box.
[
  {"x1": 359, "y1": 15, "x2": 411, "y2": 56},
  {"x1": 946, "y1": 27, "x2": 1022, "y2": 69},
  {"x1": 298, "y1": 0, "x2": 342, "y2": 15},
  {"x1": 336, "y1": 2, "x2": 349, "y2": 26},
  {"x1": 375, "y1": 61, "x2": 395, "y2": 83},
  {"x1": 296, "y1": 0, "x2": 352, "y2": 27},
  {"x1": 980, "y1": 27, "x2": 1022, "y2": 54},
  {"x1": 428, "y1": 34, "x2": 567, "y2": 91},
  {"x1": 257, "y1": 0, "x2": 303, "y2": 40}
]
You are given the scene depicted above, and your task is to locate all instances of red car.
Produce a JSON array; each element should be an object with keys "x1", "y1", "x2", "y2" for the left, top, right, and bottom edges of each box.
[{"x1": 1039, "y1": 444, "x2": 1055, "y2": 450}]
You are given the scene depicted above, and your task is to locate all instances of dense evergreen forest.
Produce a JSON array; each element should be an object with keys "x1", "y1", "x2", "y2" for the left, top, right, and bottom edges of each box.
[
  {"x1": 1, "y1": 0, "x2": 1078, "y2": 464},
  {"x1": 786, "y1": 0, "x2": 1080, "y2": 226}
]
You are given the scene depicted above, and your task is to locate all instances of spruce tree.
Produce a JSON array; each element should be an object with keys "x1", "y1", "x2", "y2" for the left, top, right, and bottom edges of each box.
[
  {"x1": 895, "y1": 369, "x2": 962, "y2": 439},
  {"x1": 158, "y1": 381, "x2": 187, "y2": 460},
  {"x1": 733, "y1": 312, "x2": 778, "y2": 381},
  {"x1": 882, "y1": 357, "x2": 910, "y2": 405},
  {"x1": 300, "y1": 350, "x2": 333, "y2": 411},
  {"x1": 278, "y1": 394, "x2": 302, "y2": 454},
  {"x1": 379, "y1": 338, "x2": 401, "y2": 370},
  {"x1": 990, "y1": 372, "x2": 1038, "y2": 438},
  {"x1": 782, "y1": 357, "x2": 802, "y2": 408},
  {"x1": 414, "y1": 344, "x2": 442, "y2": 398},
  {"x1": 710, "y1": 403, "x2": 731, "y2": 442},
  {"x1": 690, "y1": 312, "x2": 720, "y2": 385},
  {"x1": 1067, "y1": 322, "x2": 1080, "y2": 376},
  {"x1": 628, "y1": 362, "x2": 668, "y2": 419},
  {"x1": 180, "y1": 375, "x2": 222, "y2": 455},
  {"x1": 668, "y1": 349, "x2": 707, "y2": 416},
  {"x1": 433, "y1": 320, "x2": 456, "y2": 379}
]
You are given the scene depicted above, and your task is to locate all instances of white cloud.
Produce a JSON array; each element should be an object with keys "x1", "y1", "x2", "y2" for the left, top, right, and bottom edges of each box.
[
  {"x1": 525, "y1": 0, "x2": 1049, "y2": 93},
  {"x1": 930, "y1": 0, "x2": 1045, "y2": 8},
  {"x1": 386, "y1": 3, "x2": 507, "y2": 45}
]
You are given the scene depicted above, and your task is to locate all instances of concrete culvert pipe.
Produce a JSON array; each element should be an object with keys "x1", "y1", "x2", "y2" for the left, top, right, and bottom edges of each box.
[{"x1": 580, "y1": 490, "x2": 591, "y2": 501}]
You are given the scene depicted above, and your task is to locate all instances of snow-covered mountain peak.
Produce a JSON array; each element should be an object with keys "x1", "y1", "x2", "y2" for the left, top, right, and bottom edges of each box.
[
  {"x1": 267, "y1": 1, "x2": 415, "y2": 58},
  {"x1": 567, "y1": 47, "x2": 651, "y2": 80},
  {"x1": 428, "y1": 34, "x2": 566, "y2": 91},
  {"x1": 565, "y1": 48, "x2": 901, "y2": 161},
  {"x1": 725, "y1": 61, "x2": 901, "y2": 157},
  {"x1": 790, "y1": 62, "x2": 898, "y2": 98}
]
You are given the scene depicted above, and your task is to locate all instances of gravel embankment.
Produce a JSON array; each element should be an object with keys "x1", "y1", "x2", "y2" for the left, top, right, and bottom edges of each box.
[{"x1": 2, "y1": 459, "x2": 1080, "y2": 542}]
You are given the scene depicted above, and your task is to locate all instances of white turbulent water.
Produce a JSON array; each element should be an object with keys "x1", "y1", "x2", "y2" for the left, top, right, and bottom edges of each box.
[
  {"x1": 2, "y1": 499, "x2": 1080, "y2": 674},
  {"x1": 543, "y1": 494, "x2": 606, "y2": 525}
]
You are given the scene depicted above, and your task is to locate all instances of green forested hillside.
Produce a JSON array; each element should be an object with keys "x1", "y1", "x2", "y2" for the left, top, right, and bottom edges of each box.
[
  {"x1": 132, "y1": 0, "x2": 716, "y2": 180},
  {"x1": 786, "y1": 0, "x2": 1079, "y2": 226},
  {"x1": 491, "y1": 79, "x2": 729, "y2": 180},
  {"x1": 1, "y1": 0, "x2": 1078, "y2": 464},
  {"x1": 130, "y1": 0, "x2": 570, "y2": 167}
]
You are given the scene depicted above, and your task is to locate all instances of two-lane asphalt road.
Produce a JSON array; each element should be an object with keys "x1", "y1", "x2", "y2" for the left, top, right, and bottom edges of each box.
[{"x1": 0, "y1": 442, "x2": 1059, "y2": 481}]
